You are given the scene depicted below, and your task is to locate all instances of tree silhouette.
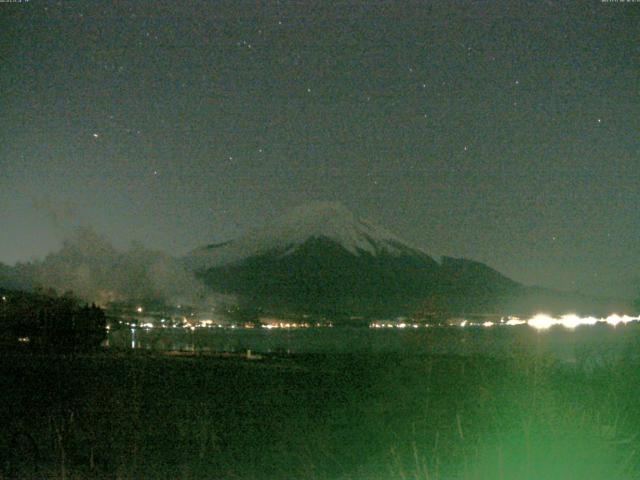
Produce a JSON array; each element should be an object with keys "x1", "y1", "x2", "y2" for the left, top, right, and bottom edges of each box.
[{"x1": 1, "y1": 289, "x2": 106, "y2": 351}]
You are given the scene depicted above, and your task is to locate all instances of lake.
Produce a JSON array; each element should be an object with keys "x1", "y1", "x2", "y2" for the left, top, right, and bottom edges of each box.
[{"x1": 107, "y1": 323, "x2": 640, "y2": 364}]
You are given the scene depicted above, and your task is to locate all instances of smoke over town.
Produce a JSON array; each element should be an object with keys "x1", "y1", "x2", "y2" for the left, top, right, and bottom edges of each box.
[{"x1": 2, "y1": 227, "x2": 210, "y2": 306}]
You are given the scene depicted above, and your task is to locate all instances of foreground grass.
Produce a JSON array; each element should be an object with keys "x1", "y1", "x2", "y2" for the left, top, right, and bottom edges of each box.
[{"x1": 1, "y1": 348, "x2": 640, "y2": 479}]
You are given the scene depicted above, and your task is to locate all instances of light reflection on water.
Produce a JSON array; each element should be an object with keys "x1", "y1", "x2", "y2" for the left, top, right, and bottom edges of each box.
[{"x1": 109, "y1": 323, "x2": 640, "y2": 363}]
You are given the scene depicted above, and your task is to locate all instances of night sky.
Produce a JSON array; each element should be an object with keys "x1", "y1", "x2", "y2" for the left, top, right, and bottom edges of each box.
[{"x1": 1, "y1": 1, "x2": 638, "y2": 297}]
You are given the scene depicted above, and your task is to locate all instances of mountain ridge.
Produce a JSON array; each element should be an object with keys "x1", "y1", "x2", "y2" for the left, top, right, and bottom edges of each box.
[{"x1": 186, "y1": 202, "x2": 529, "y2": 316}]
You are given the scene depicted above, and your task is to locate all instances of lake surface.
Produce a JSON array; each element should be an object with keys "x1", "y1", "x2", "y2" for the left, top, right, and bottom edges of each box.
[{"x1": 107, "y1": 323, "x2": 640, "y2": 363}]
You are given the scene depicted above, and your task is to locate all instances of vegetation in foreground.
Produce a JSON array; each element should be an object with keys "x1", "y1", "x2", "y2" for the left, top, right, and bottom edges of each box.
[{"x1": 2, "y1": 345, "x2": 640, "y2": 480}]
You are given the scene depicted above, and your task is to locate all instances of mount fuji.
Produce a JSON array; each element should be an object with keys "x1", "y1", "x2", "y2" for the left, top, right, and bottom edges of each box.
[
  {"x1": 185, "y1": 202, "x2": 523, "y2": 316},
  {"x1": 186, "y1": 202, "x2": 437, "y2": 269}
]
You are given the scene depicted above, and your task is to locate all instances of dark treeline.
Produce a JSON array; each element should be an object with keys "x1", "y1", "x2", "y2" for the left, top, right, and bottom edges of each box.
[{"x1": 0, "y1": 288, "x2": 106, "y2": 351}]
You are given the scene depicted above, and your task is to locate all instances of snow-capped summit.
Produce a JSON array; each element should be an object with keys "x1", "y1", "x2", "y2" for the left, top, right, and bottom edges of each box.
[{"x1": 186, "y1": 201, "x2": 429, "y2": 269}]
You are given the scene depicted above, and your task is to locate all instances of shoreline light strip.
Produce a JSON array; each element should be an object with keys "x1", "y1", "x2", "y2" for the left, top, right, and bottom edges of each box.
[{"x1": 369, "y1": 314, "x2": 640, "y2": 331}]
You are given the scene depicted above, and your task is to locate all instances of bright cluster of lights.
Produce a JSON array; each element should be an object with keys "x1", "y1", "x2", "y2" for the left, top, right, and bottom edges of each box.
[
  {"x1": 456, "y1": 313, "x2": 640, "y2": 331},
  {"x1": 262, "y1": 322, "x2": 312, "y2": 329},
  {"x1": 525, "y1": 313, "x2": 639, "y2": 330},
  {"x1": 367, "y1": 314, "x2": 640, "y2": 331},
  {"x1": 370, "y1": 322, "x2": 421, "y2": 329}
]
